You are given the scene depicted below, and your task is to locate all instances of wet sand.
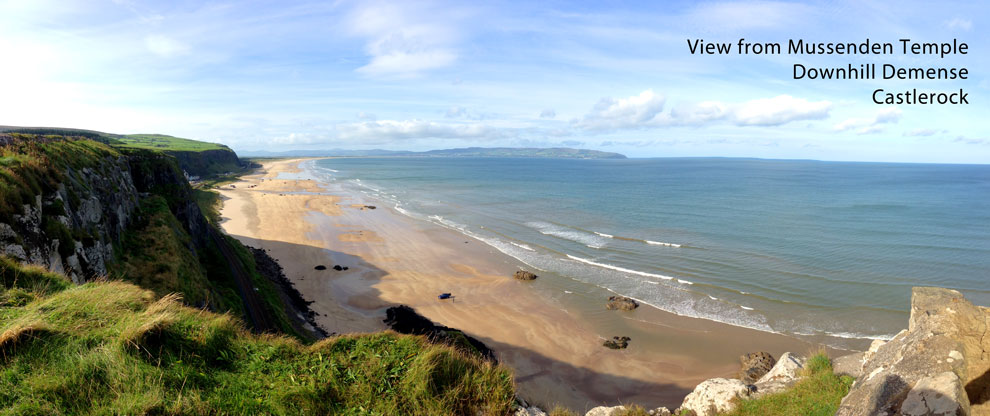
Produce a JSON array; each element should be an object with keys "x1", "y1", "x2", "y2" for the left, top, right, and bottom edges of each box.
[{"x1": 218, "y1": 158, "x2": 841, "y2": 411}]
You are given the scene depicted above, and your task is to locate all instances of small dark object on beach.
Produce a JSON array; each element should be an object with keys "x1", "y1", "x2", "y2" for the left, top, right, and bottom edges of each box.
[
  {"x1": 342, "y1": 266, "x2": 349, "y2": 270},
  {"x1": 438, "y1": 293, "x2": 452, "y2": 300},
  {"x1": 333, "y1": 265, "x2": 343, "y2": 271},
  {"x1": 514, "y1": 270, "x2": 538, "y2": 280},
  {"x1": 606, "y1": 295, "x2": 639, "y2": 311},
  {"x1": 603, "y1": 336, "x2": 631, "y2": 349},
  {"x1": 314, "y1": 265, "x2": 326, "y2": 270},
  {"x1": 364, "y1": 205, "x2": 376, "y2": 209}
]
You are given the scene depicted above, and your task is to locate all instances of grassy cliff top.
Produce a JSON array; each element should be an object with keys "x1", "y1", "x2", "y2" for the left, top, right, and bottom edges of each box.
[
  {"x1": 0, "y1": 127, "x2": 229, "y2": 153},
  {"x1": 0, "y1": 256, "x2": 516, "y2": 415},
  {"x1": 113, "y1": 134, "x2": 229, "y2": 152}
]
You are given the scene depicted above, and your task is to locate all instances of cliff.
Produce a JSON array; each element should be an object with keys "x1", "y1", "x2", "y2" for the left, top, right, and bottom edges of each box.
[{"x1": 0, "y1": 133, "x2": 305, "y2": 337}]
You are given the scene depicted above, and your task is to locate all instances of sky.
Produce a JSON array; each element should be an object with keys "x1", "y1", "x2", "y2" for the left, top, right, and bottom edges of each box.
[{"x1": 0, "y1": 0, "x2": 987, "y2": 163}]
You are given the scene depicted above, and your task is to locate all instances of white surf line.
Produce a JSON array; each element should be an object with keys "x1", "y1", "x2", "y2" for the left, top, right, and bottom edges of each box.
[
  {"x1": 566, "y1": 254, "x2": 680, "y2": 281},
  {"x1": 646, "y1": 240, "x2": 681, "y2": 248}
]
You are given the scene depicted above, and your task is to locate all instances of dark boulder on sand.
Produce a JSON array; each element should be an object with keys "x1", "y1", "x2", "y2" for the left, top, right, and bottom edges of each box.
[
  {"x1": 314, "y1": 265, "x2": 327, "y2": 270},
  {"x1": 333, "y1": 265, "x2": 343, "y2": 271},
  {"x1": 606, "y1": 296, "x2": 639, "y2": 311},
  {"x1": 739, "y1": 351, "x2": 776, "y2": 384},
  {"x1": 604, "y1": 336, "x2": 631, "y2": 349},
  {"x1": 514, "y1": 270, "x2": 538, "y2": 280}
]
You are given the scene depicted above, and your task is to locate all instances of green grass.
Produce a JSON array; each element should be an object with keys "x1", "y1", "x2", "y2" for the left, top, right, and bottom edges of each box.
[
  {"x1": 109, "y1": 196, "x2": 220, "y2": 311},
  {"x1": 0, "y1": 259, "x2": 516, "y2": 415},
  {"x1": 115, "y1": 134, "x2": 228, "y2": 152},
  {"x1": 721, "y1": 353, "x2": 854, "y2": 416},
  {"x1": 0, "y1": 134, "x2": 120, "y2": 218}
]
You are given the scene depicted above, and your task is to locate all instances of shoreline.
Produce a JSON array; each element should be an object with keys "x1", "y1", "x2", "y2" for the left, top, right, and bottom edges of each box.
[{"x1": 218, "y1": 158, "x2": 847, "y2": 411}]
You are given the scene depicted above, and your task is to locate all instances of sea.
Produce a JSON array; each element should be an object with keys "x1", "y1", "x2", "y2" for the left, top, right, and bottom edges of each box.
[{"x1": 304, "y1": 157, "x2": 990, "y2": 346}]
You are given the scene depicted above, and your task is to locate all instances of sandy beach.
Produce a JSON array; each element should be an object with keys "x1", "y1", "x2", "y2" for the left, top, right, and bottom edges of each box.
[{"x1": 218, "y1": 158, "x2": 837, "y2": 411}]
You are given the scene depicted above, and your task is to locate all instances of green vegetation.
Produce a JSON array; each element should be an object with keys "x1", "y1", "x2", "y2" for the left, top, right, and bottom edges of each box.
[
  {"x1": 0, "y1": 258, "x2": 515, "y2": 415},
  {"x1": 116, "y1": 134, "x2": 228, "y2": 152},
  {"x1": 0, "y1": 134, "x2": 119, "y2": 218},
  {"x1": 722, "y1": 353, "x2": 854, "y2": 416},
  {"x1": 109, "y1": 196, "x2": 223, "y2": 310}
]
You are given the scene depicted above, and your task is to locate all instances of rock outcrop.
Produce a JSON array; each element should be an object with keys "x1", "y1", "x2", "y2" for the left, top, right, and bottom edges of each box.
[
  {"x1": 514, "y1": 270, "x2": 538, "y2": 280},
  {"x1": 679, "y1": 378, "x2": 753, "y2": 416},
  {"x1": 678, "y1": 352, "x2": 806, "y2": 415},
  {"x1": 739, "y1": 351, "x2": 776, "y2": 384},
  {"x1": 0, "y1": 137, "x2": 140, "y2": 282},
  {"x1": 836, "y1": 287, "x2": 990, "y2": 416},
  {"x1": 583, "y1": 405, "x2": 671, "y2": 416},
  {"x1": 606, "y1": 296, "x2": 639, "y2": 311}
]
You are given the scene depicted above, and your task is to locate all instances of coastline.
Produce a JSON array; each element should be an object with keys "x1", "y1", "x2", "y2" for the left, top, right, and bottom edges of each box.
[{"x1": 218, "y1": 158, "x2": 841, "y2": 411}]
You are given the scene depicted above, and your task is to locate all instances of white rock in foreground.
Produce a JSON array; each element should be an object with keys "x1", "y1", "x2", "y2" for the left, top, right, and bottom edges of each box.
[{"x1": 679, "y1": 378, "x2": 752, "y2": 416}]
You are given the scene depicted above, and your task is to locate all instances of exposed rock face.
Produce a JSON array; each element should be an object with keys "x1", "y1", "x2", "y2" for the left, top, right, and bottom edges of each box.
[
  {"x1": 606, "y1": 296, "x2": 639, "y2": 311},
  {"x1": 0, "y1": 153, "x2": 139, "y2": 282},
  {"x1": 739, "y1": 351, "x2": 777, "y2": 384},
  {"x1": 383, "y1": 305, "x2": 497, "y2": 362},
  {"x1": 514, "y1": 270, "x2": 538, "y2": 280},
  {"x1": 585, "y1": 406, "x2": 626, "y2": 416},
  {"x1": 679, "y1": 378, "x2": 753, "y2": 416},
  {"x1": 837, "y1": 287, "x2": 990, "y2": 416}
]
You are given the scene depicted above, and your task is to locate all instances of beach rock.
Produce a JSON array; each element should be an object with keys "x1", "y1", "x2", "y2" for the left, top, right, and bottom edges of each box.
[
  {"x1": 739, "y1": 351, "x2": 776, "y2": 384},
  {"x1": 648, "y1": 408, "x2": 672, "y2": 416},
  {"x1": 584, "y1": 405, "x2": 625, "y2": 416},
  {"x1": 314, "y1": 265, "x2": 327, "y2": 270},
  {"x1": 837, "y1": 287, "x2": 990, "y2": 416},
  {"x1": 680, "y1": 378, "x2": 752, "y2": 416},
  {"x1": 332, "y1": 265, "x2": 343, "y2": 271},
  {"x1": 603, "y1": 336, "x2": 630, "y2": 349},
  {"x1": 606, "y1": 296, "x2": 639, "y2": 311},
  {"x1": 514, "y1": 406, "x2": 548, "y2": 416},
  {"x1": 514, "y1": 270, "x2": 538, "y2": 280},
  {"x1": 364, "y1": 205, "x2": 376, "y2": 210}
]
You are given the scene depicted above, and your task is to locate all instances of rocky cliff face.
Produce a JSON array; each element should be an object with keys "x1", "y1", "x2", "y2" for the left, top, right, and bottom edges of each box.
[
  {"x1": 0, "y1": 152, "x2": 139, "y2": 282},
  {"x1": 0, "y1": 137, "x2": 207, "y2": 284},
  {"x1": 836, "y1": 287, "x2": 990, "y2": 416}
]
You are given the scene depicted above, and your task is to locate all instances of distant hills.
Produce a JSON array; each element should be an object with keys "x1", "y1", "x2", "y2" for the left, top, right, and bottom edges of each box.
[{"x1": 239, "y1": 147, "x2": 627, "y2": 159}]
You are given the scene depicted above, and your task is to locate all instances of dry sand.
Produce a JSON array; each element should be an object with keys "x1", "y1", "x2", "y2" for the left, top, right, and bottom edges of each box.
[{"x1": 218, "y1": 158, "x2": 832, "y2": 411}]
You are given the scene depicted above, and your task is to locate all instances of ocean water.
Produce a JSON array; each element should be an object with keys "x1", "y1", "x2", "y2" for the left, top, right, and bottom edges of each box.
[{"x1": 307, "y1": 157, "x2": 990, "y2": 343}]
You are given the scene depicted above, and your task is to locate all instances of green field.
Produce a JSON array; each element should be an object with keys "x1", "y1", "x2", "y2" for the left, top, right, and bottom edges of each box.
[{"x1": 115, "y1": 134, "x2": 229, "y2": 152}]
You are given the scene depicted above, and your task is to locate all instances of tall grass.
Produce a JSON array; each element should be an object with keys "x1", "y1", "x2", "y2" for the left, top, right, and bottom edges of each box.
[{"x1": 0, "y1": 263, "x2": 516, "y2": 415}]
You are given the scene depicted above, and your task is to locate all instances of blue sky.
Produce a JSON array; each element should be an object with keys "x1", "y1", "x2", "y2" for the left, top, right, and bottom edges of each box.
[{"x1": 0, "y1": 0, "x2": 987, "y2": 163}]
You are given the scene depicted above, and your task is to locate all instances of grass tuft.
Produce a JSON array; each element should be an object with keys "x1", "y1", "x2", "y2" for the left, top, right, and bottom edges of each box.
[{"x1": 721, "y1": 353, "x2": 854, "y2": 416}]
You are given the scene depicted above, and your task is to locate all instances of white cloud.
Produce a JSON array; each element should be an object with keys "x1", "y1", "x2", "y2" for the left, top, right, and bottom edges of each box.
[
  {"x1": 733, "y1": 95, "x2": 832, "y2": 126},
  {"x1": 833, "y1": 108, "x2": 902, "y2": 134},
  {"x1": 144, "y1": 35, "x2": 188, "y2": 57},
  {"x1": 669, "y1": 101, "x2": 730, "y2": 125},
  {"x1": 346, "y1": 2, "x2": 462, "y2": 77},
  {"x1": 335, "y1": 119, "x2": 506, "y2": 142},
  {"x1": 946, "y1": 18, "x2": 973, "y2": 31},
  {"x1": 575, "y1": 89, "x2": 666, "y2": 131},
  {"x1": 904, "y1": 128, "x2": 942, "y2": 137}
]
